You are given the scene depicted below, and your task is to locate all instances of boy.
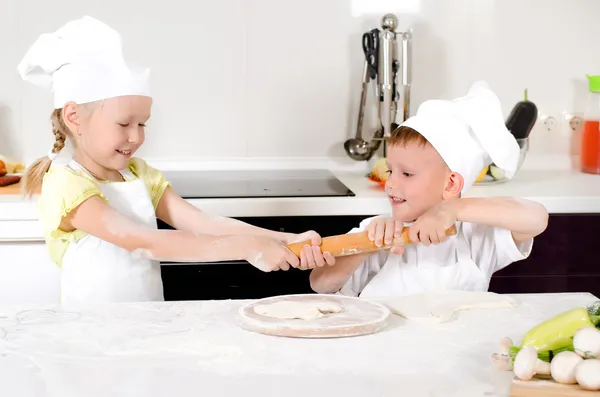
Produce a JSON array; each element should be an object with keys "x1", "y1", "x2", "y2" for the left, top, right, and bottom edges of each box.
[{"x1": 308, "y1": 81, "x2": 548, "y2": 298}]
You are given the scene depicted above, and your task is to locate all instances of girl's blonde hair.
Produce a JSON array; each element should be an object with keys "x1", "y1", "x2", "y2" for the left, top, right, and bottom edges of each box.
[{"x1": 22, "y1": 109, "x2": 70, "y2": 197}]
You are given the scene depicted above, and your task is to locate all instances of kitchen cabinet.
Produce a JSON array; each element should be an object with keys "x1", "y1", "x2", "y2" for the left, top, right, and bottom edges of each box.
[
  {"x1": 489, "y1": 214, "x2": 600, "y2": 297},
  {"x1": 0, "y1": 241, "x2": 61, "y2": 304}
]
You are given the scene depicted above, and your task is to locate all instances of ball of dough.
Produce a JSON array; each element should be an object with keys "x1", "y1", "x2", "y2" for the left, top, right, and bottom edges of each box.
[
  {"x1": 575, "y1": 359, "x2": 600, "y2": 391},
  {"x1": 550, "y1": 351, "x2": 582, "y2": 384}
]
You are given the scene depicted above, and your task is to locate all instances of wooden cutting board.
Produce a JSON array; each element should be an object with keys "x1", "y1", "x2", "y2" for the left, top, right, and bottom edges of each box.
[
  {"x1": 0, "y1": 175, "x2": 27, "y2": 195},
  {"x1": 236, "y1": 294, "x2": 391, "y2": 338},
  {"x1": 510, "y1": 378, "x2": 600, "y2": 396},
  {"x1": 0, "y1": 175, "x2": 40, "y2": 195},
  {"x1": 0, "y1": 181, "x2": 24, "y2": 195}
]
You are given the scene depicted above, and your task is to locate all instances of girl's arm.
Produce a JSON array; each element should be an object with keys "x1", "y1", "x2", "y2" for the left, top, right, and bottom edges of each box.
[
  {"x1": 155, "y1": 187, "x2": 320, "y2": 244},
  {"x1": 64, "y1": 196, "x2": 300, "y2": 271}
]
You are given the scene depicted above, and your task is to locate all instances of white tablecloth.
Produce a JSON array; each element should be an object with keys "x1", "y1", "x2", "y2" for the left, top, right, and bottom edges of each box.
[{"x1": 0, "y1": 293, "x2": 597, "y2": 397}]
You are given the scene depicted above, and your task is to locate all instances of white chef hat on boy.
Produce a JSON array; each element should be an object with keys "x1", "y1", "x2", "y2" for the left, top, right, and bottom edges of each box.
[
  {"x1": 17, "y1": 16, "x2": 150, "y2": 109},
  {"x1": 401, "y1": 81, "x2": 520, "y2": 192}
]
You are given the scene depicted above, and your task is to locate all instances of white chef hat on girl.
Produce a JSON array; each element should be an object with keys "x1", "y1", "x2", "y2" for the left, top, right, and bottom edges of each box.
[
  {"x1": 401, "y1": 81, "x2": 520, "y2": 192},
  {"x1": 17, "y1": 16, "x2": 150, "y2": 109}
]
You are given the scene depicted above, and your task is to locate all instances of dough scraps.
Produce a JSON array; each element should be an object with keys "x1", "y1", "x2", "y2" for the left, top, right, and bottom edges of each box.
[
  {"x1": 253, "y1": 301, "x2": 343, "y2": 320},
  {"x1": 371, "y1": 291, "x2": 518, "y2": 323}
]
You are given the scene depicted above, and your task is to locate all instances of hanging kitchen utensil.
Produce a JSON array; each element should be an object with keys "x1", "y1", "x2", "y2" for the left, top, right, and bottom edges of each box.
[
  {"x1": 377, "y1": 14, "x2": 400, "y2": 140},
  {"x1": 345, "y1": 28, "x2": 383, "y2": 161},
  {"x1": 364, "y1": 15, "x2": 402, "y2": 159},
  {"x1": 344, "y1": 29, "x2": 379, "y2": 161},
  {"x1": 363, "y1": 28, "x2": 379, "y2": 81},
  {"x1": 343, "y1": 60, "x2": 374, "y2": 160},
  {"x1": 343, "y1": 13, "x2": 411, "y2": 161},
  {"x1": 401, "y1": 30, "x2": 412, "y2": 122}
]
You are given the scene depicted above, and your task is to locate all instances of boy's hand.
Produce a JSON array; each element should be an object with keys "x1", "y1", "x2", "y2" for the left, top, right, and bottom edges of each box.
[
  {"x1": 366, "y1": 217, "x2": 405, "y2": 254},
  {"x1": 410, "y1": 200, "x2": 458, "y2": 245}
]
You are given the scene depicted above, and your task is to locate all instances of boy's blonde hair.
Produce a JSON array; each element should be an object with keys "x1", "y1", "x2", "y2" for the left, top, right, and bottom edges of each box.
[
  {"x1": 388, "y1": 125, "x2": 430, "y2": 148},
  {"x1": 22, "y1": 109, "x2": 70, "y2": 197}
]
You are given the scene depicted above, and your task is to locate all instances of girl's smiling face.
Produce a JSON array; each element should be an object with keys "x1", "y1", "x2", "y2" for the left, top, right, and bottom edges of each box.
[{"x1": 64, "y1": 95, "x2": 152, "y2": 180}]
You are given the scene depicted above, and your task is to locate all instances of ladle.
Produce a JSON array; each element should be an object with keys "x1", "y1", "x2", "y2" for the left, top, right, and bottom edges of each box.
[{"x1": 344, "y1": 60, "x2": 373, "y2": 161}]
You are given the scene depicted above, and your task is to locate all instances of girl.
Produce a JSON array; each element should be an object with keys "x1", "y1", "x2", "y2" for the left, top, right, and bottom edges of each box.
[{"x1": 18, "y1": 16, "x2": 332, "y2": 305}]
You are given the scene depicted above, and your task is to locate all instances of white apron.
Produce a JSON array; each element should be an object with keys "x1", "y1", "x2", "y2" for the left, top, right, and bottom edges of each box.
[
  {"x1": 359, "y1": 222, "x2": 489, "y2": 298},
  {"x1": 60, "y1": 160, "x2": 164, "y2": 306}
]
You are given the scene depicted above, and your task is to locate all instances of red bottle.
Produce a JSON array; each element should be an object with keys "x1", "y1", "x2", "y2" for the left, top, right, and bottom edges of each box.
[{"x1": 580, "y1": 75, "x2": 600, "y2": 174}]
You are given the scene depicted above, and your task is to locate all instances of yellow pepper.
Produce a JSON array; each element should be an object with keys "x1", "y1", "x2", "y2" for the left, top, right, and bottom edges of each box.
[
  {"x1": 521, "y1": 307, "x2": 600, "y2": 352},
  {"x1": 475, "y1": 166, "x2": 488, "y2": 182}
]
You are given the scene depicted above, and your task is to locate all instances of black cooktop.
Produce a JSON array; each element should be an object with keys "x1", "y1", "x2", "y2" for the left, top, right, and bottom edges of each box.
[{"x1": 163, "y1": 169, "x2": 355, "y2": 199}]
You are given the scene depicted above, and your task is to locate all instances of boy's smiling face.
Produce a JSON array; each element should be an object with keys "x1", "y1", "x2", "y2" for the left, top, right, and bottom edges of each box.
[{"x1": 384, "y1": 129, "x2": 462, "y2": 222}]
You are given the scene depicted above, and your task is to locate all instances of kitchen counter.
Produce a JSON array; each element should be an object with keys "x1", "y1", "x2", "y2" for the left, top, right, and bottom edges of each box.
[
  {"x1": 0, "y1": 292, "x2": 596, "y2": 397},
  {"x1": 2, "y1": 166, "x2": 600, "y2": 240}
]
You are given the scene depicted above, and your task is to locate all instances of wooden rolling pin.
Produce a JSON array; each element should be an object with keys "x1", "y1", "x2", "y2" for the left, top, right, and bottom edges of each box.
[{"x1": 287, "y1": 224, "x2": 457, "y2": 257}]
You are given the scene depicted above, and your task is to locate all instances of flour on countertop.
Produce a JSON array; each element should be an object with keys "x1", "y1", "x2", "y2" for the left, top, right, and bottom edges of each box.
[
  {"x1": 370, "y1": 291, "x2": 519, "y2": 323},
  {"x1": 0, "y1": 294, "x2": 596, "y2": 397}
]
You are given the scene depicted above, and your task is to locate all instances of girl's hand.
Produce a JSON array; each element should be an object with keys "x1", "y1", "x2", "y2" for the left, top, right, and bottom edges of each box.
[
  {"x1": 244, "y1": 236, "x2": 300, "y2": 272},
  {"x1": 366, "y1": 216, "x2": 405, "y2": 254},
  {"x1": 283, "y1": 230, "x2": 321, "y2": 246},
  {"x1": 283, "y1": 230, "x2": 335, "y2": 270},
  {"x1": 409, "y1": 200, "x2": 458, "y2": 245},
  {"x1": 298, "y1": 245, "x2": 336, "y2": 270}
]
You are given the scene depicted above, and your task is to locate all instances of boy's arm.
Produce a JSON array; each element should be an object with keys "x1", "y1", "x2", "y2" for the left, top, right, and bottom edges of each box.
[
  {"x1": 309, "y1": 254, "x2": 369, "y2": 294},
  {"x1": 156, "y1": 187, "x2": 319, "y2": 244},
  {"x1": 409, "y1": 197, "x2": 548, "y2": 247},
  {"x1": 452, "y1": 197, "x2": 548, "y2": 242}
]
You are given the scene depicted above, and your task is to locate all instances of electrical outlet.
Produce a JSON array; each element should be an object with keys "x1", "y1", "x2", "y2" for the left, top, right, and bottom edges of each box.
[
  {"x1": 540, "y1": 115, "x2": 557, "y2": 133},
  {"x1": 562, "y1": 112, "x2": 584, "y2": 135},
  {"x1": 542, "y1": 116, "x2": 556, "y2": 132}
]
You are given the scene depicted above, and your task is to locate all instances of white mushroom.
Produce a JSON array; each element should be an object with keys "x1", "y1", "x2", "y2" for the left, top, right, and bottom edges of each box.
[
  {"x1": 491, "y1": 337, "x2": 514, "y2": 371},
  {"x1": 513, "y1": 346, "x2": 550, "y2": 380},
  {"x1": 575, "y1": 359, "x2": 600, "y2": 391},
  {"x1": 550, "y1": 351, "x2": 583, "y2": 384},
  {"x1": 498, "y1": 337, "x2": 513, "y2": 355},
  {"x1": 573, "y1": 326, "x2": 600, "y2": 359},
  {"x1": 491, "y1": 353, "x2": 512, "y2": 371}
]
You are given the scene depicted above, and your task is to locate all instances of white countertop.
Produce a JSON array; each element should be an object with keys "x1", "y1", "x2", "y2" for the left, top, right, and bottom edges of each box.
[
  {"x1": 0, "y1": 292, "x2": 596, "y2": 397},
  {"x1": 2, "y1": 165, "x2": 600, "y2": 241}
]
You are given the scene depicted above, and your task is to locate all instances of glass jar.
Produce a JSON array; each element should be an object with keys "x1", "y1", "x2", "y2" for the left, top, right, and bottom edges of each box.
[{"x1": 580, "y1": 75, "x2": 600, "y2": 174}]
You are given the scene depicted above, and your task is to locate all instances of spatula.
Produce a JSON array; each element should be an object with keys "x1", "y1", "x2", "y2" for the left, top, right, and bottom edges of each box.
[{"x1": 287, "y1": 224, "x2": 457, "y2": 257}]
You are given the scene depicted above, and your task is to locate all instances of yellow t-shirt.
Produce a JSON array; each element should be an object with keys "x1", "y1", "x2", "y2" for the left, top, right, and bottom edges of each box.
[{"x1": 39, "y1": 158, "x2": 170, "y2": 268}]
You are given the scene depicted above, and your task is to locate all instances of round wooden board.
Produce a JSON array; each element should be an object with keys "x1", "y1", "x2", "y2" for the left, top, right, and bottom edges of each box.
[{"x1": 236, "y1": 294, "x2": 391, "y2": 338}]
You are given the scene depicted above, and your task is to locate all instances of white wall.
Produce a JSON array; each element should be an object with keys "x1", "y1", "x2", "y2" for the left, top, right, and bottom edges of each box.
[{"x1": 1, "y1": 0, "x2": 599, "y2": 165}]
